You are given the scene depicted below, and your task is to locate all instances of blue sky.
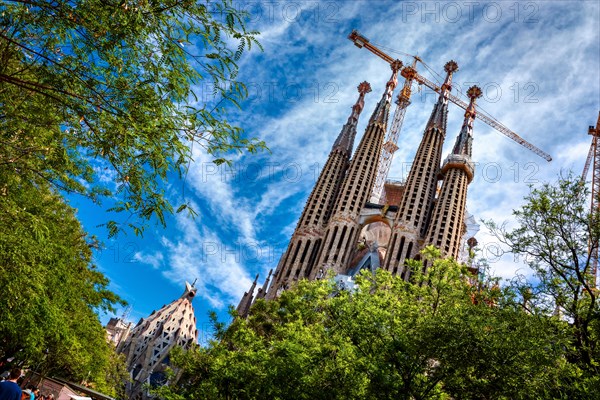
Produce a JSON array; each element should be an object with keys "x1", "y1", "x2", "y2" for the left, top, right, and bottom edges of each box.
[{"x1": 70, "y1": 1, "x2": 599, "y2": 340}]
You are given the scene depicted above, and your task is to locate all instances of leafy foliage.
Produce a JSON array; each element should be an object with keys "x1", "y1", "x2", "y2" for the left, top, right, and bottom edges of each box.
[
  {"x1": 486, "y1": 173, "x2": 600, "y2": 393},
  {"x1": 0, "y1": 172, "x2": 126, "y2": 396},
  {"x1": 0, "y1": 0, "x2": 266, "y2": 235},
  {"x1": 152, "y1": 250, "x2": 572, "y2": 399}
]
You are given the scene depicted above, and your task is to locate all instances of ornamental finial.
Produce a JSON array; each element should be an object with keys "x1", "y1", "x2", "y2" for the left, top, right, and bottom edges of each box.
[
  {"x1": 384, "y1": 60, "x2": 403, "y2": 100},
  {"x1": 369, "y1": 60, "x2": 403, "y2": 125},
  {"x1": 449, "y1": 85, "x2": 480, "y2": 159},
  {"x1": 444, "y1": 60, "x2": 459, "y2": 73},
  {"x1": 465, "y1": 85, "x2": 482, "y2": 118},
  {"x1": 357, "y1": 81, "x2": 372, "y2": 95},
  {"x1": 467, "y1": 85, "x2": 483, "y2": 100},
  {"x1": 333, "y1": 81, "x2": 371, "y2": 153},
  {"x1": 441, "y1": 60, "x2": 458, "y2": 93},
  {"x1": 350, "y1": 81, "x2": 371, "y2": 121}
]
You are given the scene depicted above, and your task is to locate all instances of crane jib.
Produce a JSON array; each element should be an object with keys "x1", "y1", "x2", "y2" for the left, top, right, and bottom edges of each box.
[{"x1": 347, "y1": 30, "x2": 553, "y2": 163}]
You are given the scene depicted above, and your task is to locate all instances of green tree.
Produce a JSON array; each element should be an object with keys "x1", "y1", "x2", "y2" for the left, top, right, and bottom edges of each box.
[
  {"x1": 0, "y1": 0, "x2": 265, "y2": 235},
  {"x1": 152, "y1": 250, "x2": 569, "y2": 400},
  {"x1": 0, "y1": 172, "x2": 126, "y2": 396},
  {"x1": 486, "y1": 174, "x2": 600, "y2": 393}
]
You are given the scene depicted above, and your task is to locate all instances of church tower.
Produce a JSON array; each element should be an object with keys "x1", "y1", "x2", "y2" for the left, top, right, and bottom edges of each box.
[
  {"x1": 313, "y1": 60, "x2": 402, "y2": 277},
  {"x1": 119, "y1": 282, "x2": 198, "y2": 399},
  {"x1": 234, "y1": 32, "x2": 551, "y2": 313},
  {"x1": 383, "y1": 61, "x2": 458, "y2": 278},
  {"x1": 267, "y1": 81, "x2": 372, "y2": 297},
  {"x1": 423, "y1": 86, "x2": 481, "y2": 259},
  {"x1": 248, "y1": 54, "x2": 492, "y2": 308}
]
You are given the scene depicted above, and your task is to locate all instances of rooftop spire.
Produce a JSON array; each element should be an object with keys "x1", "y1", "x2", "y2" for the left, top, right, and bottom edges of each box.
[
  {"x1": 452, "y1": 85, "x2": 482, "y2": 157},
  {"x1": 182, "y1": 281, "x2": 197, "y2": 300},
  {"x1": 441, "y1": 60, "x2": 458, "y2": 93},
  {"x1": 261, "y1": 269, "x2": 272, "y2": 292},
  {"x1": 332, "y1": 81, "x2": 372, "y2": 155},
  {"x1": 370, "y1": 60, "x2": 403, "y2": 126},
  {"x1": 236, "y1": 274, "x2": 259, "y2": 317},
  {"x1": 255, "y1": 269, "x2": 273, "y2": 300},
  {"x1": 426, "y1": 60, "x2": 458, "y2": 131}
]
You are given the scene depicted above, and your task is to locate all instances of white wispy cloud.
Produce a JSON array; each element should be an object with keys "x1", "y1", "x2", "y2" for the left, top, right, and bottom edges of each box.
[
  {"x1": 133, "y1": 251, "x2": 164, "y2": 270},
  {"x1": 158, "y1": 210, "x2": 255, "y2": 308}
]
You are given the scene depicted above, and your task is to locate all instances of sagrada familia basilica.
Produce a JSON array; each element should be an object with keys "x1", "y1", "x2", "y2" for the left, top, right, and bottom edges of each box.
[
  {"x1": 238, "y1": 56, "x2": 484, "y2": 315},
  {"x1": 106, "y1": 31, "x2": 553, "y2": 397},
  {"x1": 109, "y1": 57, "x2": 483, "y2": 396}
]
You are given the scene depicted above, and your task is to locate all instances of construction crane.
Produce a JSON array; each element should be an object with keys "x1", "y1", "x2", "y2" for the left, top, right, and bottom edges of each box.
[
  {"x1": 348, "y1": 30, "x2": 552, "y2": 202},
  {"x1": 581, "y1": 111, "x2": 600, "y2": 288},
  {"x1": 349, "y1": 30, "x2": 418, "y2": 203},
  {"x1": 370, "y1": 56, "x2": 419, "y2": 203}
]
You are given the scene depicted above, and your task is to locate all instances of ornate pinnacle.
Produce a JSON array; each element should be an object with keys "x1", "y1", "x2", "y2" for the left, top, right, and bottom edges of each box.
[
  {"x1": 448, "y1": 85, "x2": 481, "y2": 160},
  {"x1": 357, "y1": 81, "x2": 372, "y2": 95},
  {"x1": 384, "y1": 60, "x2": 403, "y2": 101},
  {"x1": 369, "y1": 60, "x2": 403, "y2": 125},
  {"x1": 465, "y1": 85, "x2": 482, "y2": 119},
  {"x1": 467, "y1": 85, "x2": 483, "y2": 99},
  {"x1": 334, "y1": 81, "x2": 371, "y2": 154},
  {"x1": 441, "y1": 60, "x2": 459, "y2": 93},
  {"x1": 444, "y1": 60, "x2": 459, "y2": 73},
  {"x1": 388, "y1": 60, "x2": 403, "y2": 89},
  {"x1": 351, "y1": 81, "x2": 372, "y2": 120}
]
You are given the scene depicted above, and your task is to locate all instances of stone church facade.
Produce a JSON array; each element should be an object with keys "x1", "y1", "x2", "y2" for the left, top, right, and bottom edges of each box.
[
  {"x1": 117, "y1": 282, "x2": 198, "y2": 399},
  {"x1": 239, "y1": 60, "x2": 483, "y2": 310}
]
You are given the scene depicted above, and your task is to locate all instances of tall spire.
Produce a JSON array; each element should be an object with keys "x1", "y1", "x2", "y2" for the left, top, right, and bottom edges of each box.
[
  {"x1": 266, "y1": 82, "x2": 373, "y2": 298},
  {"x1": 314, "y1": 61, "x2": 402, "y2": 276},
  {"x1": 451, "y1": 85, "x2": 481, "y2": 157},
  {"x1": 370, "y1": 60, "x2": 403, "y2": 126},
  {"x1": 422, "y1": 85, "x2": 482, "y2": 260},
  {"x1": 236, "y1": 274, "x2": 258, "y2": 317},
  {"x1": 255, "y1": 269, "x2": 272, "y2": 300},
  {"x1": 425, "y1": 60, "x2": 458, "y2": 132},
  {"x1": 333, "y1": 81, "x2": 372, "y2": 155},
  {"x1": 383, "y1": 60, "x2": 459, "y2": 277}
]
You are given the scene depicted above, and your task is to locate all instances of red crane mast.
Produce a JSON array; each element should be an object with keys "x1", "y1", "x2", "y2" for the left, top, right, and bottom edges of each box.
[{"x1": 582, "y1": 111, "x2": 600, "y2": 288}]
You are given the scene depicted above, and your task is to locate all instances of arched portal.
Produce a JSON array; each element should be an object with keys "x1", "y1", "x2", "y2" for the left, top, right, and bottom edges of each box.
[{"x1": 344, "y1": 220, "x2": 392, "y2": 276}]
